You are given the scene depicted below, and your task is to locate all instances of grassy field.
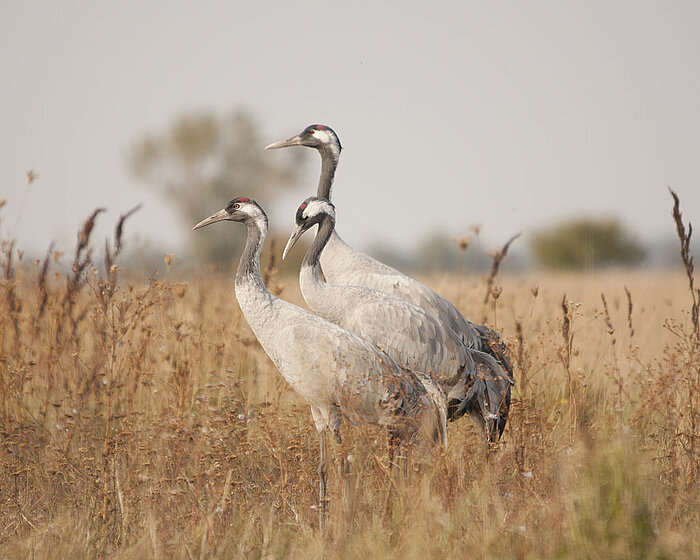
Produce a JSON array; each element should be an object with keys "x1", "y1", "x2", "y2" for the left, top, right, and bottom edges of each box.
[{"x1": 0, "y1": 217, "x2": 699, "y2": 558}]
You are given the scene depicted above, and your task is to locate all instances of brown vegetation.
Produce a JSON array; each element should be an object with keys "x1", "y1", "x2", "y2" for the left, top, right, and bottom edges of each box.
[{"x1": 0, "y1": 202, "x2": 698, "y2": 558}]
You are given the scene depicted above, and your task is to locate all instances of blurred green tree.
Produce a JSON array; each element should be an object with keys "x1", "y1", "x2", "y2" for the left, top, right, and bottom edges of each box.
[
  {"x1": 531, "y1": 218, "x2": 645, "y2": 269},
  {"x1": 128, "y1": 109, "x2": 303, "y2": 264}
]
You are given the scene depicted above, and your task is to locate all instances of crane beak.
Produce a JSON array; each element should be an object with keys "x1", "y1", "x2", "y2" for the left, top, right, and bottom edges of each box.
[
  {"x1": 265, "y1": 134, "x2": 303, "y2": 150},
  {"x1": 282, "y1": 223, "x2": 306, "y2": 259},
  {"x1": 192, "y1": 208, "x2": 229, "y2": 231}
]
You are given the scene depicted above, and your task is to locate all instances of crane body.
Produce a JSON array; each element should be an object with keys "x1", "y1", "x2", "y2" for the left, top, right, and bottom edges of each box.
[
  {"x1": 284, "y1": 197, "x2": 510, "y2": 431},
  {"x1": 193, "y1": 197, "x2": 446, "y2": 526}
]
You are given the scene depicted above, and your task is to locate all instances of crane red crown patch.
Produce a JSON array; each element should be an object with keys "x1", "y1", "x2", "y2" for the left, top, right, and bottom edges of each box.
[
  {"x1": 233, "y1": 197, "x2": 250, "y2": 203},
  {"x1": 300, "y1": 202, "x2": 308, "y2": 210},
  {"x1": 316, "y1": 125, "x2": 326, "y2": 130}
]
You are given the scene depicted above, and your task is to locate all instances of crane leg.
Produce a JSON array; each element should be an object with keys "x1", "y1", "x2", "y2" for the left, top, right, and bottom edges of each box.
[
  {"x1": 338, "y1": 452, "x2": 352, "y2": 525},
  {"x1": 384, "y1": 431, "x2": 400, "y2": 522},
  {"x1": 398, "y1": 442, "x2": 409, "y2": 480},
  {"x1": 387, "y1": 432, "x2": 398, "y2": 472},
  {"x1": 318, "y1": 429, "x2": 328, "y2": 530}
]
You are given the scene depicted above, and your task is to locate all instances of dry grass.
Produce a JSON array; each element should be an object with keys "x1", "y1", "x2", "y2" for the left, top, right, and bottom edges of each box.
[{"x1": 0, "y1": 216, "x2": 699, "y2": 559}]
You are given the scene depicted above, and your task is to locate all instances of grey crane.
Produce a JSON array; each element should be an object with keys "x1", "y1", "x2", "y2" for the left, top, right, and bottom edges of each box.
[
  {"x1": 283, "y1": 196, "x2": 508, "y2": 436},
  {"x1": 266, "y1": 125, "x2": 514, "y2": 441},
  {"x1": 193, "y1": 197, "x2": 447, "y2": 527}
]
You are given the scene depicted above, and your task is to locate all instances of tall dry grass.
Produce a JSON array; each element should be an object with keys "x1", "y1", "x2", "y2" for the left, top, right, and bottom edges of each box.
[{"x1": 0, "y1": 200, "x2": 698, "y2": 559}]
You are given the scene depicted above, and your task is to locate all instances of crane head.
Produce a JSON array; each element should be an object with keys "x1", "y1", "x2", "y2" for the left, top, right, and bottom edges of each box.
[
  {"x1": 192, "y1": 197, "x2": 266, "y2": 230},
  {"x1": 265, "y1": 124, "x2": 342, "y2": 159},
  {"x1": 282, "y1": 197, "x2": 336, "y2": 259}
]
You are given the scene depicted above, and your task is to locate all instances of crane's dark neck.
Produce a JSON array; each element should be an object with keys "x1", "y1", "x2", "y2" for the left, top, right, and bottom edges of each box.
[
  {"x1": 303, "y1": 214, "x2": 335, "y2": 275},
  {"x1": 236, "y1": 215, "x2": 268, "y2": 291},
  {"x1": 317, "y1": 147, "x2": 339, "y2": 200}
]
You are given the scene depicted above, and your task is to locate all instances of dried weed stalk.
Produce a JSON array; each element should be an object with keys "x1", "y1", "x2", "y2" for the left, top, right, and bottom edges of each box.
[
  {"x1": 262, "y1": 238, "x2": 284, "y2": 297},
  {"x1": 601, "y1": 292, "x2": 625, "y2": 408},
  {"x1": 483, "y1": 232, "x2": 520, "y2": 306},
  {"x1": 102, "y1": 203, "x2": 141, "y2": 303},
  {"x1": 669, "y1": 187, "x2": 699, "y2": 340},
  {"x1": 60, "y1": 208, "x2": 105, "y2": 340},
  {"x1": 1, "y1": 240, "x2": 21, "y2": 350},
  {"x1": 600, "y1": 293, "x2": 616, "y2": 348},
  {"x1": 514, "y1": 320, "x2": 529, "y2": 394},
  {"x1": 624, "y1": 286, "x2": 634, "y2": 340},
  {"x1": 33, "y1": 242, "x2": 53, "y2": 329},
  {"x1": 559, "y1": 295, "x2": 577, "y2": 443}
]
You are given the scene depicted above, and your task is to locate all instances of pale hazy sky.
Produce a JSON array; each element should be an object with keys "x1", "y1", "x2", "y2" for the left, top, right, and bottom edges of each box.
[{"x1": 1, "y1": 1, "x2": 699, "y2": 259}]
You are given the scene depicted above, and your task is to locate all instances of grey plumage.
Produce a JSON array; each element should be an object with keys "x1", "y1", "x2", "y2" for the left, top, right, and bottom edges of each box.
[
  {"x1": 193, "y1": 197, "x2": 446, "y2": 526},
  {"x1": 266, "y1": 125, "x2": 514, "y2": 441},
  {"x1": 283, "y1": 197, "x2": 503, "y2": 433},
  {"x1": 321, "y1": 230, "x2": 513, "y2": 438}
]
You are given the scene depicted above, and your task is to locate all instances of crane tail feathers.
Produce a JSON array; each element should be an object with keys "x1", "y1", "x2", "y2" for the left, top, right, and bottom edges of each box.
[{"x1": 447, "y1": 349, "x2": 512, "y2": 442}]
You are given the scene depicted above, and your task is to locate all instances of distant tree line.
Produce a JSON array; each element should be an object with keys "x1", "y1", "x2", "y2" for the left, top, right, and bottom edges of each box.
[
  {"x1": 530, "y1": 218, "x2": 645, "y2": 269},
  {"x1": 370, "y1": 218, "x2": 648, "y2": 273}
]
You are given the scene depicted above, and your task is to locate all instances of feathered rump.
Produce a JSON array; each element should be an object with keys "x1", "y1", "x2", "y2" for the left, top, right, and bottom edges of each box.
[
  {"x1": 476, "y1": 325, "x2": 514, "y2": 441},
  {"x1": 382, "y1": 368, "x2": 448, "y2": 450},
  {"x1": 446, "y1": 342, "x2": 513, "y2": 442}
]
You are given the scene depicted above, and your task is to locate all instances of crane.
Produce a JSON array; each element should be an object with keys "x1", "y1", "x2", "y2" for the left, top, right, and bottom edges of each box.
[
  {"x1": 193, "y1": 197, "x2": 447, "y2": 528},
  {"x1": 266, "y1": 125, "x2": 514, "y2": 441},
  {"x1": 283, "y1": 196, "x2": 507, "y2": 435}
]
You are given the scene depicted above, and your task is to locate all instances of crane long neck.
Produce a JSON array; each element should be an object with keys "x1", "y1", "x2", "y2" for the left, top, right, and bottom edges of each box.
[
  {"x1": 317, "y1": 148, "x2": 338, "y2": 200},
  {"x1": 303, "y1": 214, "x2": 335, "y2": 279},
  {"x1": 236, "y1": 216, "x2": 268, "y2": 292}
]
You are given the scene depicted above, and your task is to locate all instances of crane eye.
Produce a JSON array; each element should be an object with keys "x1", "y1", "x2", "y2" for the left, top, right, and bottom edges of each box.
[
  {"x1": 309, "y1": 129, "x2": 315, "y2": 134},
  {"x1": 232, "y1": 203, "x2": 240, "y2": 210}
]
